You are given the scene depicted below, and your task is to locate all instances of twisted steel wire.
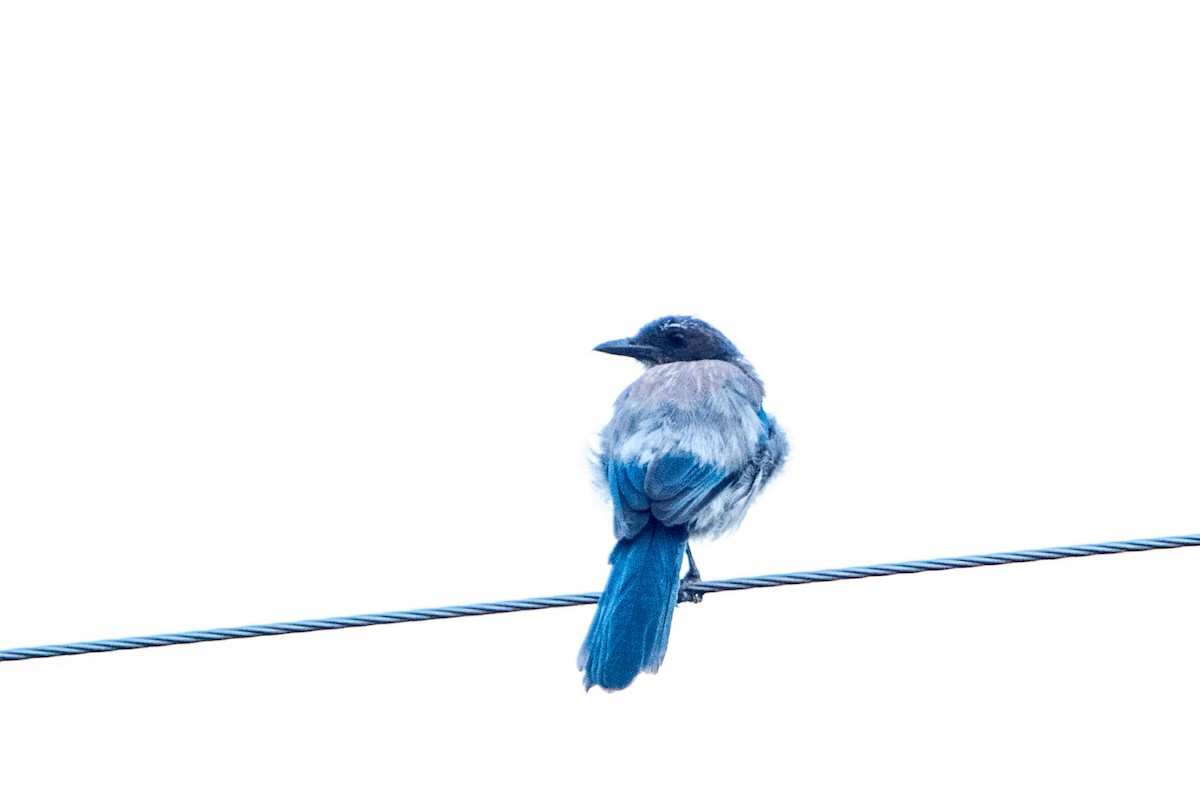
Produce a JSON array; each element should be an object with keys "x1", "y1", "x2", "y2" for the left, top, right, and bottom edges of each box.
[{"x1": 2, "y1": 534, "x2": 1196, "y2": 663}]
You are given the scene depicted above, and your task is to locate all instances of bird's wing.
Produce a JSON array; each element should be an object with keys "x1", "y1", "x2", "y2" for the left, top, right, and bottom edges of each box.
[
  {"x1": 606, "y1": 460, "x2": 651, "y2": 539},
  {"x1": 608, "y1": 453, "x2": 737, "y2": 536},
  {"x1": 645, "y1": 453, "x2": 738, "y2": 527}
]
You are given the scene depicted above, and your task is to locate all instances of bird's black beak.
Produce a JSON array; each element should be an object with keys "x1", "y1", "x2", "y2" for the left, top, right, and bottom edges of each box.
[{"x1": 594, "y1": 337, "x2": 658, "y2": 361}]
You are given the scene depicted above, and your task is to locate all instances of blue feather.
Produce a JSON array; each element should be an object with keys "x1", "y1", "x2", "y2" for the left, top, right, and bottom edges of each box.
[
  {"x1": 607, "y1": 460, "x2": 650, "y2": 539},
  {"x1": 577, "y1": 520, "x2": 688, "y2": 691},
  {"x1": 645, "y1": 453, "x2": 735, "y2": 526}
]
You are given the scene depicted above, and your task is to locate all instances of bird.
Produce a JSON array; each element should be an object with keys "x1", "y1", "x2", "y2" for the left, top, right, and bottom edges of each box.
[{"x1": 578, "y1": 315, "x2": 788, "y2": 691}]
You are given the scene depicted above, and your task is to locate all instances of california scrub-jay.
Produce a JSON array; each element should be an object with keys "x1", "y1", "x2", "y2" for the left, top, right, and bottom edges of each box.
[{"x1": 578, "y1": 316, "x2": 788, "y2": 691}]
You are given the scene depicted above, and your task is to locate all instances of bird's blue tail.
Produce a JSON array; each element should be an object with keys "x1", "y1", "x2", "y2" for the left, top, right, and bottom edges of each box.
[{"x1": 577, "y1": 521, "x2": 688, "y2": 692}]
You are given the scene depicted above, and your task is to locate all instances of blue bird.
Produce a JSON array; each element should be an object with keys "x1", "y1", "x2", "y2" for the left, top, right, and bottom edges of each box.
[{"x1": 578, "y1": 316, "x2": 788, "y2": 691}]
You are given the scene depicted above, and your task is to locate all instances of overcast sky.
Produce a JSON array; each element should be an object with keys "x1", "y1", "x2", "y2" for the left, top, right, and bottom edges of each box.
[{"x1": 3, "y1": 3, "x2": 1198, "y2": 799}]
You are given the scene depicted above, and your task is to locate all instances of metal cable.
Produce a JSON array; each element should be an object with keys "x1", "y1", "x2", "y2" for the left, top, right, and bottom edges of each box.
[{"x1": 2, "y1": 533, "x2": 1196, "y2": 663}]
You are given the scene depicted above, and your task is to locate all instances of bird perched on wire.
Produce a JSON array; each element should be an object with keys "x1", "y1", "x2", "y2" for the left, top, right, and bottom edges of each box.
[{"x1": 578, "y1": 315, "x2": 788, "y2": 691}]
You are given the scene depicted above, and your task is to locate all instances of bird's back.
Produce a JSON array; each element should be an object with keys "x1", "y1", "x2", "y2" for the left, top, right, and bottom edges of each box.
[
  {"x1": 596, "y1": 360, "x2": 786, "y2": 540},
  {"x1": 602, "y1": 361, "x2": 765, "y2": 466}
]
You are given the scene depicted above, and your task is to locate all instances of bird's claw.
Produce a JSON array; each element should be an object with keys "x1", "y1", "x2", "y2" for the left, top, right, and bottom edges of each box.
[
  {"x1": 678, "y1": 571, "x2": 705, "y2": 604},
  {"x1": 678, "y1": 543, "x2": 705, "y2": 603}
]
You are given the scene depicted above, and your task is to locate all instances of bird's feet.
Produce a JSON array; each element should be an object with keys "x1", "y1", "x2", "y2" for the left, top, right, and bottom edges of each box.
[
  {"x1": 678, "y1": 543, "x2": 705, "y2": 603},
  {"x1": 678, "y1": 566, "x2": 705, "y2": 604}
]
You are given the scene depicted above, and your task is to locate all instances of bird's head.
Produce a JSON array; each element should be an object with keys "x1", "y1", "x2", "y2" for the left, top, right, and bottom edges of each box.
[{"x1": 594, "y1": 316, "x2": 743, "y2": 366}]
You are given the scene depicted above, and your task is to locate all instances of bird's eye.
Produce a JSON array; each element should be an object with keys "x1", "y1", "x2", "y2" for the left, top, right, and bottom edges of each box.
[{"x1": 666, "y1": 331, "x2": 686, "y2": 346}]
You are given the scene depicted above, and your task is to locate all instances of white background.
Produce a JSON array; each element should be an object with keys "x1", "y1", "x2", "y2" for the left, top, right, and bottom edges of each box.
[{"x1": 2, "y1": 3, "x2": 1198, "y2": 798}]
